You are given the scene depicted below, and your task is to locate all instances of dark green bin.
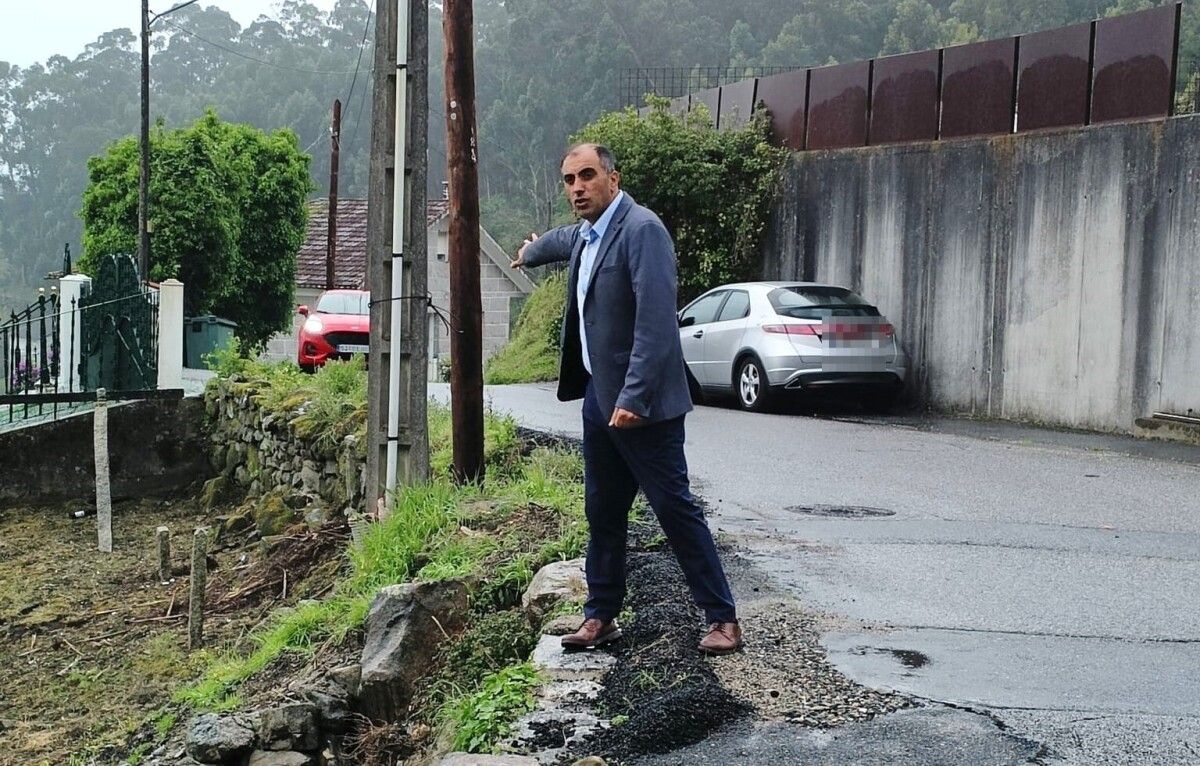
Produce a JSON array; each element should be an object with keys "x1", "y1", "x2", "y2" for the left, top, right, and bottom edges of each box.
[{"x1": 184, "y1": 315, "x2": 238, "y2": 369}]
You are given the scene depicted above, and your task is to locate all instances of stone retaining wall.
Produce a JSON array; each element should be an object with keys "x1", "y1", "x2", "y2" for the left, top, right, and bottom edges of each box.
[{"x1": 204, "y1": 377, "x2": 365, "y2": 512}]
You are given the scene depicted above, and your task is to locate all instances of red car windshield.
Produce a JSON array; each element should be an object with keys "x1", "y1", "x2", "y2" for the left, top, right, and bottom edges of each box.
[{"x1": 316, "y1": 293, "x2": 370, "y2": 315}]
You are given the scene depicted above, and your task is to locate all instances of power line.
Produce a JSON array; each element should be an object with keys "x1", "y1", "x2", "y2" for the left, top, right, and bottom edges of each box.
[
  {"x1": 344, "y1": 0, "x2": 375, "y2": 117},
  {"x1": 156, "y1": 17, "x2": 359, "y2": 75}
]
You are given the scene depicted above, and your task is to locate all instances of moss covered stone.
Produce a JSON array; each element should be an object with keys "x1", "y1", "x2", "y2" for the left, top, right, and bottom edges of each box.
[{"x1": 252, "y1": 492, "x2": 296, "y2": 537}]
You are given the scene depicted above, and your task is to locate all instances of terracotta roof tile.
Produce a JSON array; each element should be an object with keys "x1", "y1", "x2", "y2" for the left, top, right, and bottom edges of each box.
[{"x1": 296, "y1": 198, "x2": 450, "y2": 290}]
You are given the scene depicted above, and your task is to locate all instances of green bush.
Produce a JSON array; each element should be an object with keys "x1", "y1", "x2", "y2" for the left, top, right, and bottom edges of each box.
[
  {"x1": 574, "y1": 97, "x2": 788, "y2": 303},
  {"x1": 484, "y1": 272, "x2": 566, "y2": 385}
]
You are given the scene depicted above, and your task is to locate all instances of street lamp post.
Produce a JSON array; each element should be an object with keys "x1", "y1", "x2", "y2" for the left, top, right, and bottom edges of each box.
[{"x1": 139, "y1": 0, "x2": 201, "y2": 283}]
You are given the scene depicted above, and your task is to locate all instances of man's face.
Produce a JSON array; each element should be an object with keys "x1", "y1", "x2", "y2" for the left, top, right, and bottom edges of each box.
[{"x1": 561, "y1": 148, "x2": 620, "y2": 223}]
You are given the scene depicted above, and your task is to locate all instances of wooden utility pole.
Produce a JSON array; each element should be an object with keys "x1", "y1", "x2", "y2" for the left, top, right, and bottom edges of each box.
[
  {"x1": 326, "y1": 99, "x2": 342, "y2": 290},
  {"x1": 366, "y1": 0, "x2": 430, "y2": 511},
  {"x1": 444, "y1": 0, "x2": 485, "y2": 483}
]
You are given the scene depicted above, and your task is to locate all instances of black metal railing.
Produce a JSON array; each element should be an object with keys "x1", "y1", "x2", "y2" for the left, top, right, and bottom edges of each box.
[
  {"x1": 1, "y1": 274, "x2": 162, "y2": 430},
  {"x1": 2, "y1": 289, "x2": 61, "y2": 421}
]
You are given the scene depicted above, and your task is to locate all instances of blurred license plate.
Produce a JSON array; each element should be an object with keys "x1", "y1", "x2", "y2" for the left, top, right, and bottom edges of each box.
[{"x1": 338, "y1": 344, "x2": 370, "y2": 354}]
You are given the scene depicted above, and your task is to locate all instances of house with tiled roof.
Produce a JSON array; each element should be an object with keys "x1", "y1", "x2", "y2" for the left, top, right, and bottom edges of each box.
[{"x1": 265, "y1": 197, "x2": 535, "y2": 378}]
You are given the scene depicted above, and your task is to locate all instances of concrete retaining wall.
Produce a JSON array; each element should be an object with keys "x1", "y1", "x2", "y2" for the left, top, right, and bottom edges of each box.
[
  {"x1": 0, "y1": 398, "x2": 212, "y2": 506},
  {"x1": 760, "y1": 114, "x2": 1200, "y2": 432}
]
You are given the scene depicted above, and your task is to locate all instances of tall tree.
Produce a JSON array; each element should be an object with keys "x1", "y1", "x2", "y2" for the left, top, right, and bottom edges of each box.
[{"x1": 80, "y1": 111, "x2": 313, "y2": 350}]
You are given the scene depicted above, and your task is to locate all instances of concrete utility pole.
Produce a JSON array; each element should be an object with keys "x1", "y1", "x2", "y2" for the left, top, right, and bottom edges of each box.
[
  {"x1": 366, "y1": 0, "x2": 430, "y2": 511},
  {"x1": 326, "y1": 99, "x2": 342, "y2": 290},
  {"x1": 443, "y1": 0, "x2": 485, "y2": 482}
]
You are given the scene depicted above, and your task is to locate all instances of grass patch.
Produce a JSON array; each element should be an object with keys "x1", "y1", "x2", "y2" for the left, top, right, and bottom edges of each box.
[
  {"x1": 206, "y1": 343, "x2": 369, "y2": 452},
  {"x1": 484, "y1": 272, "x2": 566, "y2": 385},
  {"x1": 182, "y1": 368, "x2": 586, "y2": 718}
]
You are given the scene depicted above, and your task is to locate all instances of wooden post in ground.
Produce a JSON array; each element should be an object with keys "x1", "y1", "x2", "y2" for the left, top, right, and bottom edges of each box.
[
  {"x1": 188, "y1": 527, "x2": 208, "y2": 650},
  {"x1": 156, "y1": 526, "x2": 171, "y2": 583},
  {"x1": 94, "y1": 388, "x2": 113, "y2": 552},
  {"x1": 444, "y1": 0, "x2": 485, "y2": 483}
]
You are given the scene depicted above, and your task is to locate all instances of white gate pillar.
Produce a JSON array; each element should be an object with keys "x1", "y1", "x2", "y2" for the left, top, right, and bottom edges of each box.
[
  {"x1": 157, "y1": 279, "x2": 184, "y2": 389},
  {"x1": 58, "y1": 274, "x2": 92, "y2": 392}
]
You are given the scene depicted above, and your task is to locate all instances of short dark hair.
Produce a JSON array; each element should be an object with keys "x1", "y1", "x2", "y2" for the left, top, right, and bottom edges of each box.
[{"x1": 563, "y1": 143, "x2": 617, "y2": 173}]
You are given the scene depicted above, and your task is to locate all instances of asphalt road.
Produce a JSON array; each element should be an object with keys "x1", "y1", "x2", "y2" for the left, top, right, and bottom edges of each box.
[{"x1": 433, "y1": 383, "x2": 1200, "y2": 765}]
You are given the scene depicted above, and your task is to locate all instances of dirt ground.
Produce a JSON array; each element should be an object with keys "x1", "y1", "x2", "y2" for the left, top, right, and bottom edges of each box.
[{"x1": 0, "y1": 495, "x2": 349, "y2": 766}]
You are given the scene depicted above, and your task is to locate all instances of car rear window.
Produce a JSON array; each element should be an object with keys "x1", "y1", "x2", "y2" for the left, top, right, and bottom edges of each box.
[
  {"x1": 317, "y1": 293, "x2": 370, "y2": 315},
  {"x1": 768, "y1": 286, "x2": 880, "y2": 319}
]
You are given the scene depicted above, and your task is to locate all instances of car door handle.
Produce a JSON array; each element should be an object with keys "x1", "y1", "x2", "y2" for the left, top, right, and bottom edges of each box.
[{"x1": 692, "y1": 330, "x2": 704, "y2": 338}]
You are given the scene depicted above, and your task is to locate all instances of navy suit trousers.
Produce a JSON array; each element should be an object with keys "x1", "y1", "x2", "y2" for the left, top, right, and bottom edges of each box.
[{"x1": 581, "y1": 381, "x2": 737, "y2": 624}]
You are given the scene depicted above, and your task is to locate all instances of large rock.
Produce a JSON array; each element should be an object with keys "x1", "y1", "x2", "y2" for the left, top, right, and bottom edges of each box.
[
  {"x1": 185, "y1": 714, "x2": 255, "y2": 764},
  {"x1": 304, "y1": 688, "x2": 353, "y2": 734},
  {"x1": 521, "y1": 558, "x2": 586, "y2": 625},
  {"x1": 358, "y1": 580, "x2": 469, "y2": 721},
  {"x1": 255, "y1": 703, "x2": 318, "y2": 751}
]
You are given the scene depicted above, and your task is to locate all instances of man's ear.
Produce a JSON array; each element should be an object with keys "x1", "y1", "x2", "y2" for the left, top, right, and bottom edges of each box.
[{"x1": 610, "y1": 170, "x2": 621, "y2": 188}]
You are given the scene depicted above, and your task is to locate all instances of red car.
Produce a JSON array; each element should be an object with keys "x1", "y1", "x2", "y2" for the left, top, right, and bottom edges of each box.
[{"x1": 297, "y1": 289, "x2": 370, "y2": 371}]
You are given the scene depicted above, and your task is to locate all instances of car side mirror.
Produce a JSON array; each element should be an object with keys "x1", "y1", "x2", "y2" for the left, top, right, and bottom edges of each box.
[
  {"x1": 297, "y1": 305, "x2": 309, "y2": 316},
  {"x1": 678, "y1": 315, "x2": 695, "y2": 328}
]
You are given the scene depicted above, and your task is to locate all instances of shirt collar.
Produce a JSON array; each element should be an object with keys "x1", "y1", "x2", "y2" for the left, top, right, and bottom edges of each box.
[{"x1": 579, "y1": 190, "x2": 625, "y2": 243}]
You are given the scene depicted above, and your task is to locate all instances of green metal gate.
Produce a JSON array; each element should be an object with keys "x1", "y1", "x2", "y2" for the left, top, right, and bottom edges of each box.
[{"x1": 78, "y1": 254, "x2": 159, "y2": 392}]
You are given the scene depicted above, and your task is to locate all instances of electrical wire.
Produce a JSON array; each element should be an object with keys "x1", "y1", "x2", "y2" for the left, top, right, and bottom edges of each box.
[
  {"x1": 344, "y1": 0, "x2": 375, "y2": 119},
  {"x1": 156, "y1": 17, "x2": 359, "y2": 75}
]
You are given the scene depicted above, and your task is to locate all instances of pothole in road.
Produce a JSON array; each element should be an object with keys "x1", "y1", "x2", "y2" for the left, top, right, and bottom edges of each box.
[
  {"x1": 890, "y1": 649, "x2": 931, "y2": 668},
  {"x1": 848, "y1": 646, "x2": 932, "y2": 669},
  {"x1": 784, "y1": 504, "x2": 896, "y2": 518}
]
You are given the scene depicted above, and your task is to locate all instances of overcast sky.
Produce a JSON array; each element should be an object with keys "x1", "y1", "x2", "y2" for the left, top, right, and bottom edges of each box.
[{"x1": 0, "y1": 0, "x2": 339, "y2": 68}]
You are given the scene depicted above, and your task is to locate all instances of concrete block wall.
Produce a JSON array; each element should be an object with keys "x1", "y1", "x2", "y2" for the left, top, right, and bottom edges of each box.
[
  {"x1": 427, "y1": 227, "x2": 529, "y2": 376},
  {"x1": 760, "y1": 114, "x2": 1200, "y2": 433}
]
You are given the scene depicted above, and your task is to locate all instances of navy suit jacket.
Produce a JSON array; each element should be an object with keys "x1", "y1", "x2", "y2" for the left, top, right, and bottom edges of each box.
[{"x1": 521, "y1": 193, "x2": 693, "y2": 424}]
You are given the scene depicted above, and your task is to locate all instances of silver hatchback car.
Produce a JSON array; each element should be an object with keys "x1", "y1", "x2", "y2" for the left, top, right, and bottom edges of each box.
[{"x1": 677, "y1": 282, "x2": 907, "y2": 412}]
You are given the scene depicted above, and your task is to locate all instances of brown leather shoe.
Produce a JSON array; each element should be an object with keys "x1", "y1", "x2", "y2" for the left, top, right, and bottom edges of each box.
[
  {"x1": 698, "y1": 621, "x2": 743, "y2": 655},
  {"x1": 561, "y1": 618, "x2": 622, "y2": 650}
]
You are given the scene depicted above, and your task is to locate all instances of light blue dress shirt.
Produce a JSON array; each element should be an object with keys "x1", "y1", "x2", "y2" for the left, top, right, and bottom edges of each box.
[{"x1": 576, "y1": 190, "x2": 625, "y2": 375}]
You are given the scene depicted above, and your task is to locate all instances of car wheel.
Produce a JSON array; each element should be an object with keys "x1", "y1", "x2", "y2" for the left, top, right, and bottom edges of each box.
[
  {"x1": 300, "y1": 363, "x2": 316, "y2": 374},
  {"x1": 735, "y1": 356, "x2": 771, "y2": 412}
]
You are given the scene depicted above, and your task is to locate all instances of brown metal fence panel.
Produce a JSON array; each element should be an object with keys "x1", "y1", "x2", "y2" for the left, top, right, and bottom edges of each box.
[
  {"x1": 1091, "y1": 3, "x2": 1181, "y2": 123},
  {"x1": 870, "y1": 49, "x2": 940, "y2": 144},
  {"x1": 1017, "y1": 22, "x2": 1093, "y2": 132},
  {"x1": 756, "y1": 68, "x2": 809, "y2": 150},
  {"x1": 719, "y1": 78, "x2": 757, "y2": 130},
  {"x1": 691, "y1": 87, "x2": 721, "y2": 124},
  {"x1": 807, "y1": 60, "x2": 870, "y2": 150},
  {"x1": 939, "y1": 38, "x2": 1017, "y2": 138}
]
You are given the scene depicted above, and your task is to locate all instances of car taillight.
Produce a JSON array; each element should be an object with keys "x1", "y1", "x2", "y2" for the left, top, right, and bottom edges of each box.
[
  {"x1": 762, "y1": 324, "x2": 820, "y2": 336},
  {"x1": 881, "y1": 323, "x2": 894, "y2": 337}
]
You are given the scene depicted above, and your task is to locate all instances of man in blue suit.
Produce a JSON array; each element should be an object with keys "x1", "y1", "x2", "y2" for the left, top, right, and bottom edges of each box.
[{"x1": 511, "y1": 143, "x2": 741, "y2": 655}]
